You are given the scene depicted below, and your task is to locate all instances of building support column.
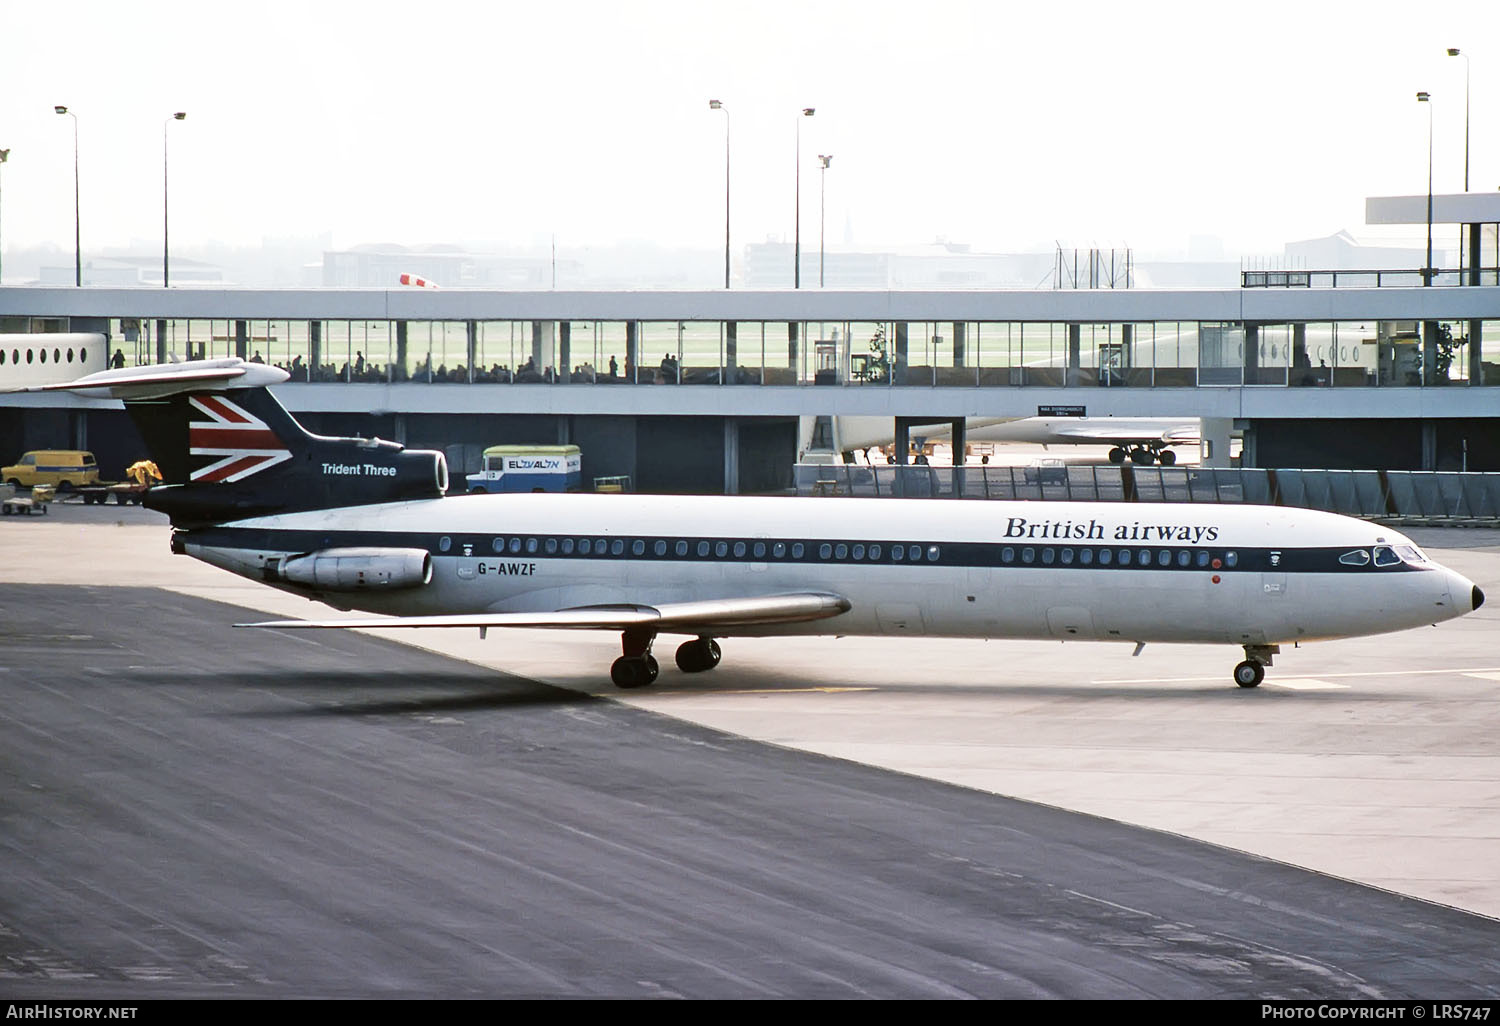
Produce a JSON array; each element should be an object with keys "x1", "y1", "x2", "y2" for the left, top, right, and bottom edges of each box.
[
  {"x1": 234, "y1": 320, "x2": 248, "y2": 361},
  {"x1": 309, "y1": 320, "x2": 322, "y2": 379},
  {"x1": 1423, "y1": 320, "x2": 1440, "y2": 385},
  {"x1": 558, "y1": 322, "x2": 571, "y2": 383},
  {"x1": 787, "y1": 322, "x2": 799, "y2": 371},
  {"x1": 531, "y1": 320, "x2": 555, "y2": 378},
  {"x1": 725, "y1": 321, "x2": 737, "y2": 378},
  {"x1": 1421, "y1": 421, "x2": 1438, "y2": 470},
  {"x1": 723, "y1": 417, "x2": 740, "y2": 495},
  {"x1": 1199, "y1": 417, "x2": 1234, "y2": 469},
  {"x1": 626, "y1": 321, "x2": 639, "y2": 382},
  {"x1": 394, "y1": 321, "x2": 408, "y2": 381},
  {"x1": 893, "y1": 322, "x2": 908, "y2": 385},
  {"x1": 950, "y1": 417, "x2": 966, "y2": 497},
  {"x1": 1236, "y1": 419, "x2": 1256, "y2": 469},
  {"x1": 465, "y1": 320, "x2": 477, "y2": 383},
  {"x1": 893, "y1": 418, "x2": 910, "y2": 466},
  {"x1": 1066, "y1": 323, "x2": 1081, "y2": 385},
  {"x1": 1469, "y1": 222, "x2": 1483, "y2": 385},
  {"x1": 952, "y1": 322, "x2": 967, "y2": 367},
  {"x1": 1243, "y1": 323, "x2": 1259, "y2": 385},
  {"x1": 155, "y1": 320, "x2": 168, "y2": 363}
]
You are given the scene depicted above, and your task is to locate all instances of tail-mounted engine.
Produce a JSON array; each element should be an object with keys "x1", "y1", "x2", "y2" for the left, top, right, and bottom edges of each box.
[{"x1": 266, "y1": 548, "x2": 433, "y2": 591}]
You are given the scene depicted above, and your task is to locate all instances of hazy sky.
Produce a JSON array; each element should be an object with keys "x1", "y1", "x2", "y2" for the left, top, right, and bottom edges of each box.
[{"x1": 1, "y1": 0, "x2": 1495, "y2": 260}]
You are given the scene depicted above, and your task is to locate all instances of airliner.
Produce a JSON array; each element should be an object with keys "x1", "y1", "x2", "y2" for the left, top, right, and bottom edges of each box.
[
  {"x1": 942, "y1": 416, "x2": 1201, "y2": 465},
  {"x1": 37, "y1": 359, "x2": 1483, "y2": 690}
]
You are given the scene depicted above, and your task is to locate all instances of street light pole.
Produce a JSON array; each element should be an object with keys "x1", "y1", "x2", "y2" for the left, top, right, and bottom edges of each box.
[
  {"x1": 1417, "y1": 91, "x2": 1433, "y2": 286},
  {"x1": 794, "y1": 107, "x2": 814, "y2": 288},
  {"x1": 55, "y1": 106, "x2": 79, "y2": 286},
  {"x1": 0, "y1": 148, "x2": 9, "y2": 286},
  {"x1": 708, "y1": 100, "x2": 729, "y2": 288},
  {"x1": 163, "y1": 112, "x2": 186, "y2": 288},
  {"x1": 817, "y1": 154, "x2": 832, "y2": 287},
  {"x1": 1446, "y1": 49, "x2": 1469, "y2": 191}
]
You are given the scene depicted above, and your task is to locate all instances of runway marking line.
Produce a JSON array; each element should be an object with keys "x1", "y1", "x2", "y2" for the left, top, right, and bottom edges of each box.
[
  {"x1": 1264, "y1": 678, "x2": 1349, "y2": 691},
  {"x1": 650, "y1": 686, "x2": 877, "y2": 697},
  {"x1": 1095, "y1": 666, "x2": 1500, "y2": 685}
]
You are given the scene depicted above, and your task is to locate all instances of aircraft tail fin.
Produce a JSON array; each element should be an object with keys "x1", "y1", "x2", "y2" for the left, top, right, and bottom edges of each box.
[{"x1": 52, "y1": 358, "x2": 448, "y2": 525}]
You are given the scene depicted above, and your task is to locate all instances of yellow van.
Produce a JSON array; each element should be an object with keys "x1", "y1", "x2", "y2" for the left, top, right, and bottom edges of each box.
[{"x1": 2, "y1": 450, "x2": 100, "y2": 490}]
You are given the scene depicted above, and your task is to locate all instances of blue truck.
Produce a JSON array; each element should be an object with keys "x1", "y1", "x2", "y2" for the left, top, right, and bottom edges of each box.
[{"x1": 465, "y1": 445, "x2": 582, "y2": 493}]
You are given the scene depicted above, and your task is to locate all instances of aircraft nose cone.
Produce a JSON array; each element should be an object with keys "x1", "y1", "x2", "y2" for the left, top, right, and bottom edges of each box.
[{"x1": 1474, "y1": 585, "x2": 1486, "y2": 611}]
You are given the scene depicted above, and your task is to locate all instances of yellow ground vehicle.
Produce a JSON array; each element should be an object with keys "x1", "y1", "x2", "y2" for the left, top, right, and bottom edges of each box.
[{"x1": 2, "y1": 450, "x2": 100, "y2": 490}]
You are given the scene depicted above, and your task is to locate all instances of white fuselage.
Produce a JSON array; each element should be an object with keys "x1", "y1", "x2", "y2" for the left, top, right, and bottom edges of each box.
[{"x1": 182, "y1": 493, "x2": 1476, "y2": 648}]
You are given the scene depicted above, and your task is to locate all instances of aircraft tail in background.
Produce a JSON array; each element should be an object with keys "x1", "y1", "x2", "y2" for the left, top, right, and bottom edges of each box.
[{"x1": 43, "y1": 358, "x2": 448, "y2": 525}]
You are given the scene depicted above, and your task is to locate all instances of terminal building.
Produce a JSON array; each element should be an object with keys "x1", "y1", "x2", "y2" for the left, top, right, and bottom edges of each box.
[{"x1": 2, "y1": 193, "x2": 1497, "y2": 494}]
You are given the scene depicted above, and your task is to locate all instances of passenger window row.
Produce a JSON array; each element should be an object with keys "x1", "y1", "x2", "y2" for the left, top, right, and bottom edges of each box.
[
  {"x1": 999, "y1": 546, "x2": 1239, "y2": 569},
  {"x1": 0, "y1": 347, "x2": 87, "y2": 366},
  {"x1": 479, "y1": 535, "x2": 945, "y2": 563},
  {"x1": 452, "y1": 534, "x2": 1243, "y2": 570}
]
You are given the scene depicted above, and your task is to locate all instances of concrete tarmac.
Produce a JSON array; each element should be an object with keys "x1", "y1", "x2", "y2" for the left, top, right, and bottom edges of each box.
[{"x1": 2, "y1": 500, "x2": 1498, "y2": 997}]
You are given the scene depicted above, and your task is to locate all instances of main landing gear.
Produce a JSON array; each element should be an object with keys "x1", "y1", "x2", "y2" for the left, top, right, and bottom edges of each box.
[
  {"x1": 1108, "y1": 446, "x2": 1177, "y2": 466},
  {"x1": 609, "y1": 629, "x2": 722, "y2": 688},
  {"x1": 1233, "y1": 645, "x2": 1279, "y2": 689}
]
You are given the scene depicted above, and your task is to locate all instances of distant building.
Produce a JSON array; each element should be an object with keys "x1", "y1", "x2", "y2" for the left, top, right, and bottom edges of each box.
[
  {"x1": 321, "y1": 243, "x2": 577, "y2": 289},
  {"x1": 1283, "y1": 229, "x2": 1440, "y2": 271},
  {"x1": 37, "y1": 255, "x2": 224, "y2": 287},
  {"x1": 743, "y1": 239, "x2": 1054, "y2": 289}
]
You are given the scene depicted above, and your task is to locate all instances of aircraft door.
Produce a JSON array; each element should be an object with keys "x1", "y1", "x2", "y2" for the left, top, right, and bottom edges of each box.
[
  {"x1": 876, "y1": 604, "x2": 925, "y2": 634},
  {"x1": 1046, "y1": 606, "x2": 1097, "y2": 639}
]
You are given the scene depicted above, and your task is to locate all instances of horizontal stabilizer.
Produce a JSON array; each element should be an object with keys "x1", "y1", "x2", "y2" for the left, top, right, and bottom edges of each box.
[
  {"x1": 237, "y1": 592, "x2": 852, "y2": 633},
  {"x1": 24, "y1": 358, "x2": 289, "y2": 400}
]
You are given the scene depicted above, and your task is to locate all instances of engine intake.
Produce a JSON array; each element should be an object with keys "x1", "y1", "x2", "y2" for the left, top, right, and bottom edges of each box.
[{"x1": 274, "y1": 547, "x2": 432, "y2": 591}]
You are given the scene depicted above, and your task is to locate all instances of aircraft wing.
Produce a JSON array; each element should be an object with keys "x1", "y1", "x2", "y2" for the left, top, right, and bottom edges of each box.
[
  {"x1": 238, "y1": 591, "x2": 852, "y2": 633},
  {"x1": 14, "y1": 358, "x2": 290, "y2": 400},
  {"x1": 1047, "y1": 421, "x2": 1198, "y2": 445}
]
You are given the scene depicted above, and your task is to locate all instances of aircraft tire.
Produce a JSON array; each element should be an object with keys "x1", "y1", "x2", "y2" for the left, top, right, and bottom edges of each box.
[
  {"x1": 1108, "y1": 448, "x2": 1126, "y2": 465},
  {"x1": 1158, "y1": 449, "x2": 1177, "y2": 466},
  {"x1": 611, "y1": 656, "x2": 657, "y2": 689},
  {"x1": 675, "y1": 638, "x2": 722, "y2": 673},
  {"x1": 1233, "y1": 660, "x2": 1265, "y2": 688}
]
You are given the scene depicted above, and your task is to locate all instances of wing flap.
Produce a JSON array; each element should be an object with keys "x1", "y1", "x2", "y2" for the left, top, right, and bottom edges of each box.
[{"x1": 237, "y1": 591, "x2": 851, "y2": 632}]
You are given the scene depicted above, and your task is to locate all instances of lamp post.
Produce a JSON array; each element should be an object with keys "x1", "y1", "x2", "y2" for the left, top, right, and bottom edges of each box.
[
  {"x1": 1445, "y1": 49, "x2": 1469, "y2": 191},
  {"x1": 794, "y1": 107, "x2": 814, "y2": 288},
  {"x1": 1446, "y1": 48, "x2": 1471, "y2": 289},
  {"x1": 708, "y1": 99, "x2": 729, "y2": 288},
  {"x1": 54, "y1": 105, "x2": 79, "y2": 286},
  {"x1": 817, "y1": 154, "x2": 832, "y2": 287},
  {"x1": 163, "y1": 112, "x2": 186, "y2": 288},
  {"x1": 1417, "y1": 91, "x2": 1433, "y2": 286},
  {"x1": 0, "y1": 148, "x2": 9, "y2": 285}
]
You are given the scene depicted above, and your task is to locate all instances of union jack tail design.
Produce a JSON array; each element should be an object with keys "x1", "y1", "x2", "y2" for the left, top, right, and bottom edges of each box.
[{"x1": 188, "y1": 394, "x2": 293, "y2": 483}]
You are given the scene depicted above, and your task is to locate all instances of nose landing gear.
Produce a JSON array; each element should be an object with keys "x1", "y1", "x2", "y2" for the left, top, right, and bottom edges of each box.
[{"x1": 1233, "y1": 644, "x2": 1279, "y2": 688}]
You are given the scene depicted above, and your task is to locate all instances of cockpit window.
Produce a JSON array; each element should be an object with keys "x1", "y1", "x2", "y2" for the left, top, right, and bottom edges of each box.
[
  {"x1": 1339, "y1": 549, "x2": 1371, "y2": 566},
  {"x1": 1373, "y1": 545, "x2": 1402, "y2": 567},
  {"x1": 1395, "y1": 545, "x2": 1428, "y2": 565}
]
